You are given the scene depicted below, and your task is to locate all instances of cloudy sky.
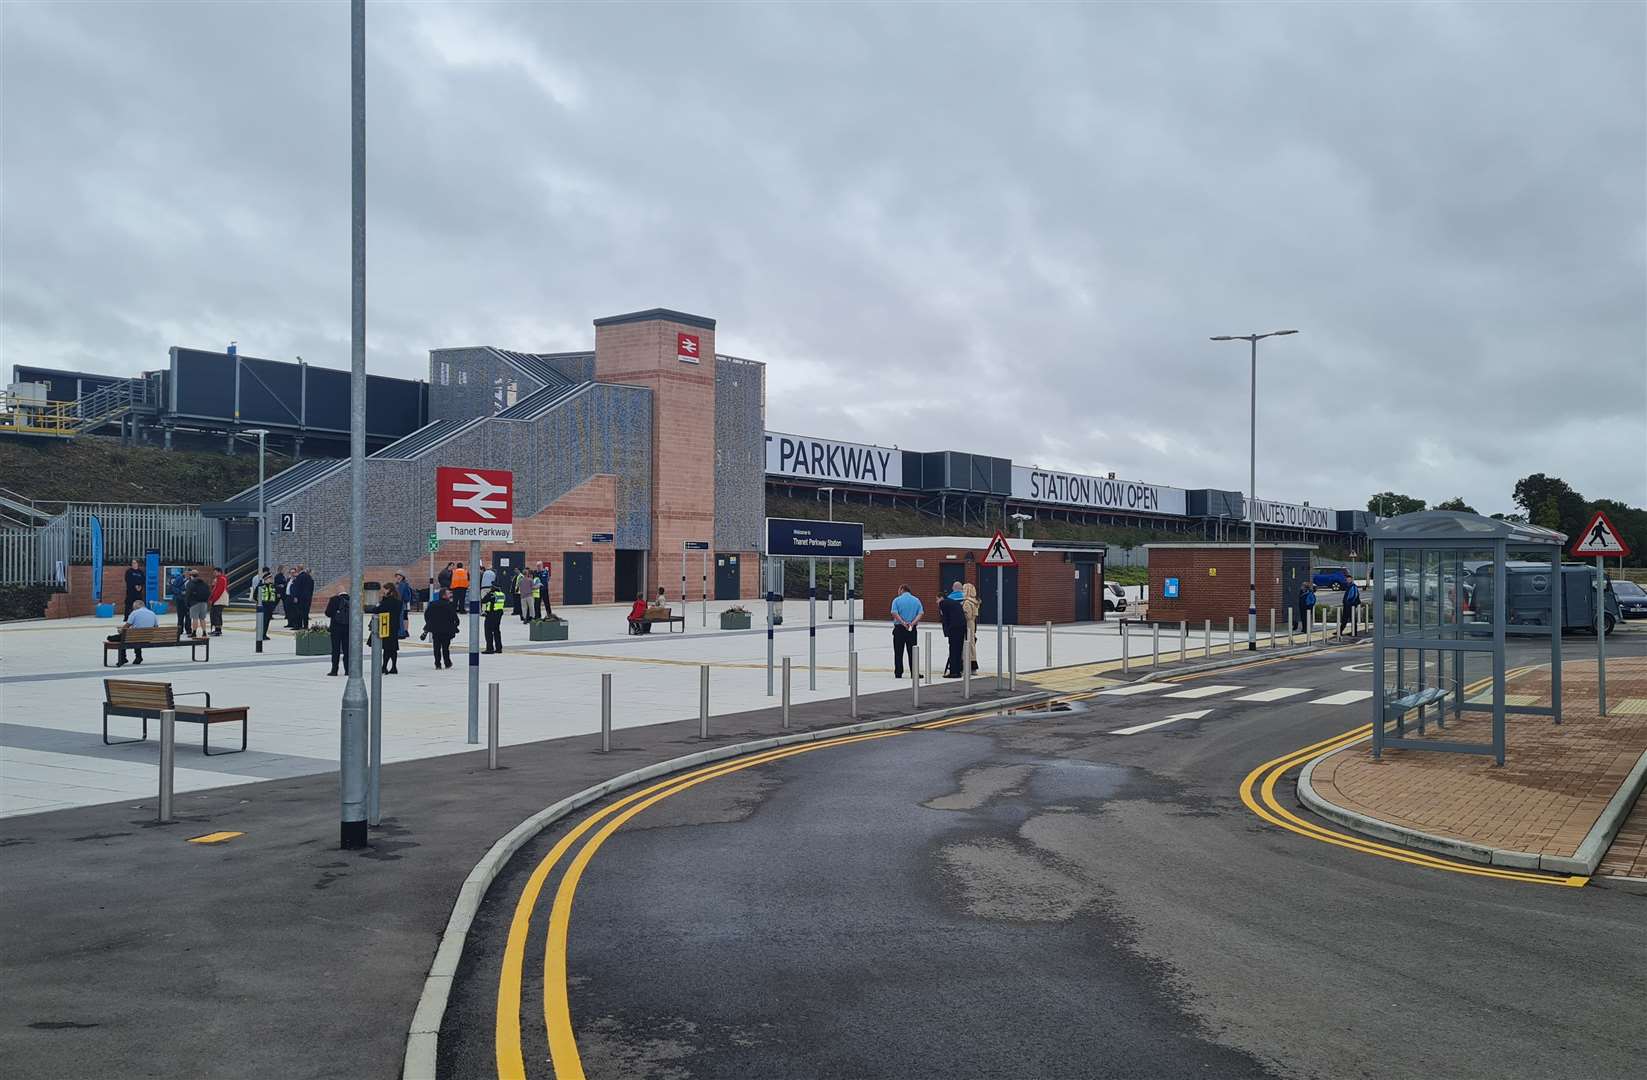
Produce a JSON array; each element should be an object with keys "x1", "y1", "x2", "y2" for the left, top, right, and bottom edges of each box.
[{"x1": 3, "y1": 1, "x2": 1643, "y2": 514}]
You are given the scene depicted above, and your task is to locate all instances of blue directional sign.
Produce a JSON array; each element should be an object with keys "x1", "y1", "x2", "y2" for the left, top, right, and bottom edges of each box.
[
  {"x1": 1163, "y1": 577, "x2": 1180, "y2": 599},
  {"x1": 590, "y1": 532, "x2": 614, "y2": 544},
  {"x1": 764, "y1": 517, "x2": 865, "y2": 558}
]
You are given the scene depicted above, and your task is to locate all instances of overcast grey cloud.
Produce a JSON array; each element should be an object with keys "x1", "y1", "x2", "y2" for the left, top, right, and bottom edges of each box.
[{"x1": 3, "y1": 0, "x2": 1643, "y2": 514}]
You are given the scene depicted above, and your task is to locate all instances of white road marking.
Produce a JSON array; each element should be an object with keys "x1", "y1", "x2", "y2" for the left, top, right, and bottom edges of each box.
[
  {"x1": 1109, "y1": 709, "x2": 1213, "y2": 735},
  {"x1": 1163, "y1": 684, "x2": 1245, "y2": 699},
  {"x1": 1312, "y1": 690, "x2": 1374, "y2": 706},
  {"x1": 1232, "y1": 687, "x2": 1312, "y2": 703},
  {"x1": 1098, "y1": 683, "x2": 1173, "y2": 696}
]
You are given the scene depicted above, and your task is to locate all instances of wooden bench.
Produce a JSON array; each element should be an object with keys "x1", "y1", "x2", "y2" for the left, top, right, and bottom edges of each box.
[
  {"x1": 102, "y1": 625, "x2": 209, "y2": 667},
  {"x1": 103, "y1": 679, "x2": 248, "y2": 756},
  {"x1": 629, "y1": 609, "x2": 686, "y2": 634}
]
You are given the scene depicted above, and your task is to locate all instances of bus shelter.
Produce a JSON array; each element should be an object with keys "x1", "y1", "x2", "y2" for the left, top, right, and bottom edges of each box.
[{"x1": 1368, "y1": 511, "x2": 1566, "y2": 765}]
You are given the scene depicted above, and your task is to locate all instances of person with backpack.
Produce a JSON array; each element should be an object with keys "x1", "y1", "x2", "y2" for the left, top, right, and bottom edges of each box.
[
  {"x1": 185, "y1": 568, "x2": 212, "y2": 638},
  {"x1": 168, "y1": 569, "x2": 190, "y2": 633},
  {"x1": 1339, "y1": 578, "x2": 1361, "y2": 634}
]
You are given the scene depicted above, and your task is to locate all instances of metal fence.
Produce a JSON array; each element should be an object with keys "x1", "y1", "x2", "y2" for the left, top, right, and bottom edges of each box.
[{"x1": 0, "y1": 503, "x2": 212, "y2": 585}]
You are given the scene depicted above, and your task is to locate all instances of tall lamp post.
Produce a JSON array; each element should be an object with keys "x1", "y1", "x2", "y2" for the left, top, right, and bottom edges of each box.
[
  {"x1": 1011, "y1": 512, "x2": 1032, "y2": 540},
  {"x1": 340, "y1": 0, "x2": 369, "y2": 850},
  {"x1": 243, "y1": 429, "x2": 271, "y2": 575},
  {"x1": 1210, "y1": 329, "x2": 1298, "y2": 651},
  {"x1": 820, "y1": 486, "x2": 836, "y2": 619}
]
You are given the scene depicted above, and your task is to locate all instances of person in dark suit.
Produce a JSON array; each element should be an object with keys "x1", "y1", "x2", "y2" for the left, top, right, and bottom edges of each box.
[
  {"x1": 422, "y1": 588, "x2": 460, "y2": 669},
  {"x1": 122, "y1": 559, "x2": 145, "y2": 616},
  {"x1": 289, "y1": 565, "x2": 315, "y2": 629},
  {"x1": 376, "y1": 585, "x2": 402, "y2": 675},
  {"x1": 939, "y1": 583, "x2": 968, "y2": 678},
  {"x1": 325, "y1": 589, "x2": 351, "y2": 676}
]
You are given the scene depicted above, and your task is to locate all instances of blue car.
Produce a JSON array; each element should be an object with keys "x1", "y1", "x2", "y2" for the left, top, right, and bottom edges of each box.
[
  {"x1": 1312, "y1": 567, "x2": 1351, "y2": 590},
  {"x1": 1614, "y1": 579, "x2": 1647, "y2": 620}
]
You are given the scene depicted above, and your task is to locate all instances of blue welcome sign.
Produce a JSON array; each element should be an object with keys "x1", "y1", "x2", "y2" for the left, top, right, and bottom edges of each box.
[{"x1": 1164, "y1": 577, "x2": 1180, "y2": 599}]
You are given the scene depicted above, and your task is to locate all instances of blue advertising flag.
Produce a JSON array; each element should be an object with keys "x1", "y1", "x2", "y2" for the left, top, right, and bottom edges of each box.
[
  {"x1": 145, "y1": 549, "x2": 162, "y2": 608},
  {"x1": 89, "y1": 516, "x2": 104, "y2": 601}
]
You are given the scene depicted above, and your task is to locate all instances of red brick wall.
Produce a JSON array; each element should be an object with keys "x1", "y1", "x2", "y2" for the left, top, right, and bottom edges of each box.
[
  {"x1": 1147, "y1": 548, "x2": 1289, "y2": 626},
  {"x1": 592, "y1": 317, "x2": 717, "y2": 598},
  {"x1": 45, "y1": 563, "x2": 217, "y2": 619},
  {"x1": 861, "y1": 546, "x2": 1106, "y2": 625},
  {"x1": 316, "y1": 475, "x2": 622, "y2": 605}
]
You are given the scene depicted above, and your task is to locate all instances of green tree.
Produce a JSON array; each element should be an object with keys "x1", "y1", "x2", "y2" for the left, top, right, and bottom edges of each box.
[
  {"x1": 1367, "y1": 492, "x2": 1425, "y2": 516},
  {"x1": 1434, "y1": 497, "x2": 1476, "y2": 513},
  {"x1": 1512, "y1": 474, "x2": 1587, "y2": 537}
]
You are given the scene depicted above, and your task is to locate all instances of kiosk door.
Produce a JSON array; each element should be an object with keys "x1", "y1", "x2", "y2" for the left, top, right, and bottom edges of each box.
[
  {"x1": 715, "y1": 554, "x2": 741, "y2": 600},
  {"x1": 562, "y1": 552, "x2": 593, "y2": 606}
]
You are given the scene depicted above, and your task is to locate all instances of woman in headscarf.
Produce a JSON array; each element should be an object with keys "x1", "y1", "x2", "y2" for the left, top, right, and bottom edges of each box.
[{"x1": 960, "y1": 581, "x2": 981, "y2": 673}]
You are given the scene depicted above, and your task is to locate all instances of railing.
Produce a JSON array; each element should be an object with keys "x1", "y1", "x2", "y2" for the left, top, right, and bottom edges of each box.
[
  {"x1": 0, "y1": 378, "x2": 157, "y2": 438},
  {"x1": 0, "y1": 518, "x2": 70, "y2": 585},
  {"x1": 0, "y1": 502, "x2": 213, "y2": 585}
]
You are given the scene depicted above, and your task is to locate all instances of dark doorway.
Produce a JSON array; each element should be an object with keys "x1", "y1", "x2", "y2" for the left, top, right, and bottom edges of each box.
[
  {"x1": 491, "y1": 550, "x2": 525, "y2": 574},
  {"x1": 715, "y1": 554, "x2": 742, "y2": 600},
  {"x1": 563, "y1": 551, "x2": 593, "y2": 606},
  {"x1": 614, "y1": 550, "x2": 644, "y2": 604},
  {"x1": 977, "y1": 565, "x2": 1019, "y2": 624},
  {"x1": 1074, "y1": 562, "x2": 1096, "y2": 622}
]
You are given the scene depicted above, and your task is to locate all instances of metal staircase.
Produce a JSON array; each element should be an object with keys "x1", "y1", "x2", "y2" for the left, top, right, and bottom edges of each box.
[{"x1": 0, "y1": 377, "x2": 159, "y2": 438}]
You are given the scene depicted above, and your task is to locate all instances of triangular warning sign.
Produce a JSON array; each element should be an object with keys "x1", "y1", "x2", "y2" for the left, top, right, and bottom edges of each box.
[
  {"x1": 981, "y1": 530, "x2": 1018, "y2": 567},
  {"x1": 1571, "y1": 510, "x2": 1631, "y2": 558}
]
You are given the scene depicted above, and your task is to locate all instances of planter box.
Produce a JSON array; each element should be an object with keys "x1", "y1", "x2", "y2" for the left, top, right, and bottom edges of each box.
[
  {"x1": 719, "y1": 612, "x2": 752, "y2": 630},
  {"x1": 530, "y1": 620, "x2": 569, "y2": 642},
  {"x1": 295, "y1": 634, "x2": 331, "y2": 656}
]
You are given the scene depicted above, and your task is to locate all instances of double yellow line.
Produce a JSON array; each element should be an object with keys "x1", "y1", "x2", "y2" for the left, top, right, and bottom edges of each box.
[{"x1": 1238, "y1": 671, "x2": 1587, "y2": 888}]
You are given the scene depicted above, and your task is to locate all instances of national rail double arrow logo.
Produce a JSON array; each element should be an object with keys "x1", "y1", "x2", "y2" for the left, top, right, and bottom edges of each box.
[{"x1": 450, "y1": 472, "x2": 509, "y2": 519}]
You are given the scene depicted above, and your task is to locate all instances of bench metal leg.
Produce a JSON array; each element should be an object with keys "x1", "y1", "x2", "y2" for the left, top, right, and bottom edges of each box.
[
  {"x1": 103, "y1": 714, "x2": 148, "y2": 747},
  {"x1": 201, "y1": 719, "x2": 248, "y2": 756}
]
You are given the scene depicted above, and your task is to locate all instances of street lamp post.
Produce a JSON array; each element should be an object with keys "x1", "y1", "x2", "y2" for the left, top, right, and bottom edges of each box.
[
  {"x1": 1011, "y1": 512, "x2": 1032, "y2": 540},
  {"x1": 244, "y1": 429, "x2": 270, "y2": 576},
  {"x1": 821, "y1": 486, "x2": 835, "y2": 619},
  {"x1": 340, "y1": 0, "x2": 369, "y2": 850},
  {"x1": 1210, "y1": 329, "x2": 1298, "y2": 651}
]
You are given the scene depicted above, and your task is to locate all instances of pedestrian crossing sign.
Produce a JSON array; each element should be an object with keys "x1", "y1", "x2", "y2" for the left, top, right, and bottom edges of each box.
[
  {"x1": 980, "y1": 530, "x2": 1017, "y2": 567},
  {"x1": 1571, "y1": 510, "x2": 1630, "y2": 558}
]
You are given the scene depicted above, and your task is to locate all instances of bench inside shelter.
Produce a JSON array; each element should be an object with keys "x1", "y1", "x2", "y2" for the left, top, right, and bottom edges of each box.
[
  {"x1": 103, "y1": 679, "x2": 248, "y2": 756},
  {"x1": 102, "y1": 626, "x2": 210, "y2": 666}
]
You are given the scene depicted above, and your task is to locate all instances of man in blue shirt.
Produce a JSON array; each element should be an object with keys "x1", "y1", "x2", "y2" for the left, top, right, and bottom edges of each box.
[
  {"x1": 890, "y1": 584, "x2": 923, "y2": 679},
  {"x1": 107, "y1": 600, "x2": 160, "y2": 666}
]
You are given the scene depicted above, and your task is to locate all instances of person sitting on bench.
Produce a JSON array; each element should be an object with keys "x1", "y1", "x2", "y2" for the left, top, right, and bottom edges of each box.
[
  {"x1": 628, "y1": 594, "x2": 651, "y2": 634},
  {"x1": 107, "y1": 601, "x2": 160, "y2": 667}
]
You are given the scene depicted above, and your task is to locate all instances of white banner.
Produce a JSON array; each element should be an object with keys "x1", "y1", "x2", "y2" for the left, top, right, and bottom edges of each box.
[
  {"x1": 1242, "y1": 498, "x2": 1334, "y2": 531},
  {"x1": 1010, "y1": 466, "x2": 1187, "y2": 517},
  {"x1": 764, "y1": 432, "x2": 902, "y2": 488}
]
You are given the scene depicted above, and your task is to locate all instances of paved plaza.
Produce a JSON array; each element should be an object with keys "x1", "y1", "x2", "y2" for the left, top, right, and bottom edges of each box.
[{"x1": 0, "y1": 600, "x2": 1314, "y2": 817}]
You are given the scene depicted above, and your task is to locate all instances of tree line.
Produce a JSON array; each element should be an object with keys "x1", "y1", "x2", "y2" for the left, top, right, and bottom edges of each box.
[{"x1": 1365, "y1": 474, "x2": 1644, "y2": 567}]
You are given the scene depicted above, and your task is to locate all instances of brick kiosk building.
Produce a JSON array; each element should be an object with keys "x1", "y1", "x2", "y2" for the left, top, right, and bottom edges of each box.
[
  {"x1": 860, "y1": 537, "x2": 1108, "y2": 625},
  {"x1": 1144, "y1": 543, "x2": 1315, "y2": 627}
]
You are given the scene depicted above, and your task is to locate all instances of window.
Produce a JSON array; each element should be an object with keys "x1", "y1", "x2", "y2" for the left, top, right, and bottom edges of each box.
[
  {"x1": 458, "y1": 369, "x2": 468, "y2": 385},
  {"x1": 437, "y1": 361, "x2": 451, "y2": 386}
]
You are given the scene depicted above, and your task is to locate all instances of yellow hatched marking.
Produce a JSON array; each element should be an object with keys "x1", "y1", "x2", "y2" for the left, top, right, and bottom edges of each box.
[{"x1": 186, "y1": 831, "x2": 243, "y2": 844}]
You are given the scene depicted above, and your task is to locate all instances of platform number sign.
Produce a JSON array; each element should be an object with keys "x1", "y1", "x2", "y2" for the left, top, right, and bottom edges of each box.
[{"x1": 279, "y1": 512, "x2": 295, "y2": 532}]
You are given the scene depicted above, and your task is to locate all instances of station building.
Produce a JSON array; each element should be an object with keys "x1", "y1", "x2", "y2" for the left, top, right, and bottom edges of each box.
[{"x1": 861, "y1": 537, "x2": 1109, "y2": 625}]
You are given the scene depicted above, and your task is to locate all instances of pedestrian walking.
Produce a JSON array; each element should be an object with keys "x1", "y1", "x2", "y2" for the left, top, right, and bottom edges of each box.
[
  {"x1": 422, "y1": 587, "x2": 459, "y2": 669},
  {"x1": 450, "y1": 562, "x2": 469, "y2": 611},
  {"x1": 376, "y1": 584, "x2": 401, "y2": 675},
  {"x1": 255, "y1": 569, "x2": 278, "y2": 642},
  {"x1": 168, "y1": 568, "x2": 190, "y2": 633},
  {"x1": 208, "y1": 566, "x2": 229, "y2": 635},
  {"x1": 961, "y1": 581, "x2": 981, "y2": 672},
  {"x1": 890, "y1": 584, "x2": 923, "y2": 679},
  {"x1": 939, "y1": 582, "x2": 967, "y2": 678},
  {"x1": 1304, "y1": 584, "x2": 1317, "y2": 631},
  {"x1": 1339, "y1": 578, "x2": 1360, "y2": 633},
  {"x1": 185, "y1": 568, "x2": 211, "y2": 638},
  {"x1": 482, "y1": 582, "x2": 506, "y2": 653},
  {"x1": 438, "y1": 562, "x2": 454, "y2": 592},
  {"x1": 1295, "y1": 583, "x2": 1310, "y2": 632},
  {"x1": 290, "y1": 564, "x2": 315, "y2": 629},
  {"x1": 106, "y1": 600, "x2": 159, "y2": 666},
  {"x1": 325, "y1": 588, "x2": 351, "y2": 676},
  {"x1": 394, "y1": 573, "x2": 415, "y2": 639},
  {"x1": 122, "y1": 559, "x2": 144, "y2": 616}
]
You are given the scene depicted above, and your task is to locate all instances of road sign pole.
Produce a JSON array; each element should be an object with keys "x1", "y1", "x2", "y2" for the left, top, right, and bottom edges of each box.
[
  {"x1": 369, "y1": 630, "x2": 382, "y2": 825},
  {"x1": 467, "y1": 538, "x2": 480, "y2": 744},
  {"x1": 701, "y1": 551, "x2": 708, "y2": 627},
  {"x1": 1596, "y1": 556, "x2": 1607, "y2": 716},
  {"x1": 995, "y1": 565, "x2": 1003, "y2": 691},
  {"x1": 808, "y1": 558, "x2": 817, "y2": 691},
  {"x1": 847, "y1": 559, "x2": 856, "y2": 657}
]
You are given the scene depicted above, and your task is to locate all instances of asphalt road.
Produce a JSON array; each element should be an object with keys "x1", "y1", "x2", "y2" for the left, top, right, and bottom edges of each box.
[{"x1": 446, "y1": 639, "x2": 1647, "y2": 1080}]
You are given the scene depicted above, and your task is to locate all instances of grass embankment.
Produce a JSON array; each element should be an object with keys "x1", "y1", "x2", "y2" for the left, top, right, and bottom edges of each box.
[{"x1": 0, "y1": 437, "x2": 288, "y2": 504}]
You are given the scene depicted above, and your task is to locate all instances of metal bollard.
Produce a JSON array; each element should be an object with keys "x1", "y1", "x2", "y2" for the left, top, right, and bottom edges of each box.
[
  {"x1": 369, "y1": 633, "x2": 382, "y2": 825},
  {"x1": 1151, "y1": 623, "x2": 1160, "y2": 667},
  {"x1": 911, "y1": 643, "x2": 920, "y2": 710},
  {"x1": 1045, "y1": 621, "x2": 1053, "y2": 669},
  {"x1": 1179, "y1": 620, "x2": 1187, "y2": 663},
  {"x1": 158, "y1": 708, "x2": 176, "y2": 823},
  {"x1": 1009, "y1": 636, "x2": 1017, "y2": 691},
  {"x1": 782, "y1": 656, "x2": 791, "y2": 728},
  {"x1": 1269, "y1": 608, "x2": 1275, "y2": 646},
  {"x1": 924, "y1": 630, "x2": 933, "y2": 682},
  {"x1": 699, "y1": 665, "x2": 710, "y2": 739},
  {"x1": 849, "y1": 652, "x2": 859, "y2": 718},
  {"x1": 600, "y1": 673, "x2": 612, "y2": 753},
  {"x1": 1227, "y1": 615, "x2": 1235, "y2": 655},
  {"x1": 1204, "y1": 619, "x2": 1212, "y2": 660},
  {"x1": 1121, "y1": 622, "x2": 1130, "y2": 673},
  {"x1": 963, "y1": 640, "x2": 972, "y2": 700},
  {"x1": 488, "y1": 682, "x2": 499, "y2": 770}
]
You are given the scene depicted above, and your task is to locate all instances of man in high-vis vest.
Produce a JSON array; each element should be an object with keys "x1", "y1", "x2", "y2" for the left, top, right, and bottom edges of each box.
[
  {"x1": 255, "y1": 569, "x2": 278, "y2": 642},
  {"x1": 481, "y1": 583, "x2": 506, "y2": 654}
]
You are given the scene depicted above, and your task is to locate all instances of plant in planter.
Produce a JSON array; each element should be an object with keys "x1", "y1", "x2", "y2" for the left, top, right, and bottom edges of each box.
[
  {"x1": 529, "y1": 616, "x2": 569, "y2": 641},
  {"x1": 719, "y1": 605, "x2": 752, "y2": 630},
  {"x1": 295, "y1": 626, "x2": 332, "y2": 656}
]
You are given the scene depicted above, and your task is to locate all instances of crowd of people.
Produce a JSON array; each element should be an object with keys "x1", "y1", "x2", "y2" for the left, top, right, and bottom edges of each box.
[{"x1": 889, "y1": 580, "x2": 981, "y2": 680}]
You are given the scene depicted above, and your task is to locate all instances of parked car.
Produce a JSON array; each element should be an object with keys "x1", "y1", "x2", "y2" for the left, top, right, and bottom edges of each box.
[
  {"x1": 1613, "y1": 579, "x2": 1647, "y2": 620},
  {"x1": 1103, "y1": 583, "x2": 1128, "y2": 613},
  {"x1": 1468, "y1": 562, "x2": 1623, "y2": 635},
  {"x1": 1312, "y1": 567, "x2": 1351, "y2": 590}
]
